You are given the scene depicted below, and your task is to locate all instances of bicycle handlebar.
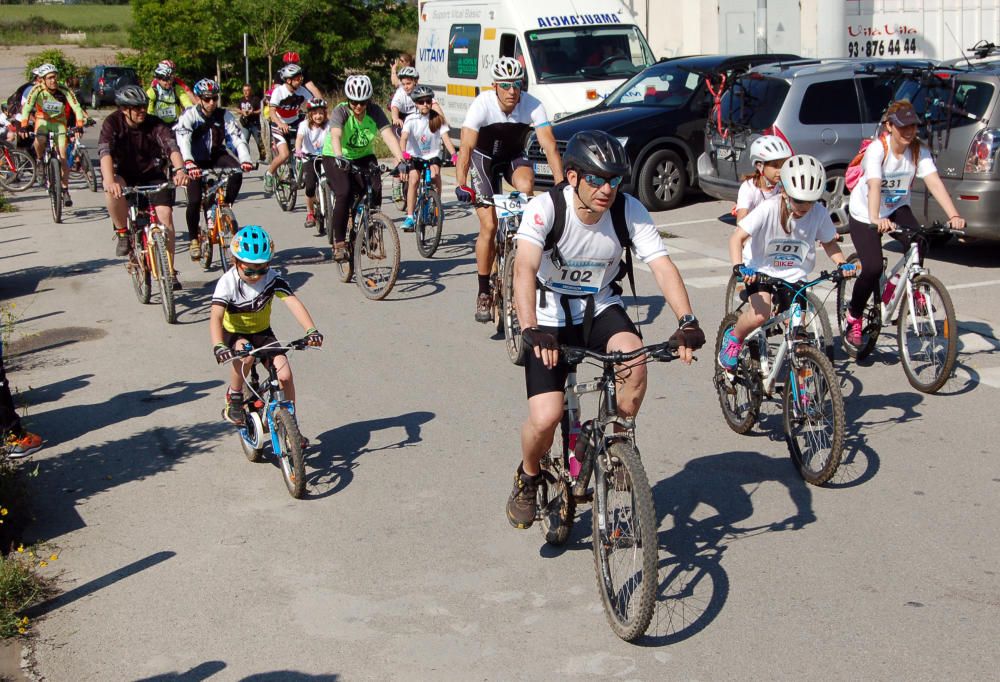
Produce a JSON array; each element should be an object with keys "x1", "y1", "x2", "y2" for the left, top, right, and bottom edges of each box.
[
  {"x1": 750, "y1": 269, "x2": 848, "y2": 292},
  {"x1": 560, "y1": 339, "x2": 681, "y2": 366},
  {"x1": 122, "y1": 182, "x2": 173, "y2": 195},
  {"x1": 869, "y1": 222, "x2": 965, "y2": 237},
  {"x1": 231, "y1": 337, "x2": 316, "y2": 359}
]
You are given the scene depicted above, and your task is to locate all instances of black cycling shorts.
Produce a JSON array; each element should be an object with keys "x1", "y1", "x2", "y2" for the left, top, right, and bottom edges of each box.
[
  {"x1": 469, "y1": 149, "x2": 531, "y2": 205},
  {"x1": 524, "y1": 304, "x2": 640, "y2": 399},
  {"x1": 121, "y1": 171, "x2": 174, "y2": 207},
  {"x1": 222, "y1": 328, "x2": 286, "y2": 362}
]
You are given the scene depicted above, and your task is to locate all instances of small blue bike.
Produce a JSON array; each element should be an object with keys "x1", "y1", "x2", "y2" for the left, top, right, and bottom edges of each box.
[{"x1": 410, "y1": 157, "x2": 444, "y2": 258}]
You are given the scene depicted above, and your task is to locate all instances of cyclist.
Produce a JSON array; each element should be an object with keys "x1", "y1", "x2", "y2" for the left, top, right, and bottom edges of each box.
[
  {"x1": 718, "y1": 155, "x2": 857, "y2": 372},
  {"x1": 455, "y1": 57, "x2": 564, "y2": 323},
  {"x1": 734, "y1": 135, "x2": 792, "y2": 222},
  {"x1": 175, "y1": 79, "x2": 254, "y2": 261},
  {"x1": 146, "y1": 60, "x2": 195, "y2": 125},
  {"x1": 4, "y1": 67, "x2": 41, "y2": 134},
  {"x1": 1, "y1": 338, "x2": 43, "y2": 459},
  {"x1": 238, "y1": 83, "x2": 264, "y2": 159},
  {"x1": 210, "y1": 225, "x2": 323, "y2": 426},
  {"x1": 505, "y1": 131, "x2": 705, "y2": 528},
  {"x1": 98, "y1": 85, "x2": 189, "y2": 288},
  {"x1": 13, "y1": 63, "x2": 88, "y2": 207},
  {"x1": 399, "y1": 85, "x2": 457, "y2": 232},
  {"x1": 264, "y1": 63, "x2": 312, "y2": 193},
  {"x1": 295, "y1": 98, "x2": 331, "y2": 232},
  {"x1": 843, "y1": 100, "x2": 966, "y2": 346},
  {"x1": 321, "y1": 75, "x2": 405, "y2": 262}
]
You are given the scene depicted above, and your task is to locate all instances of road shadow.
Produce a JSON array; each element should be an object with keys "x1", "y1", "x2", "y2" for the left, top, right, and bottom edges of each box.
[
  {"x1": 391, "y1": 255, "x2": 477, "y2": 301},
  {"x1": 15, "y1": 373, "x2": 93, "y2": 407},
  {"x1": 625, "y1": 295, "x2": 668, "y2": 328},
  {"x1": 1, "y1": 257, "x2": 120, "y2": 298},
  {"x1": 133, "y1": 661, "x2": 227, "y2": 681},
  {"x1": 303, "y1": 411, "x2": 434, "y2": 499}
]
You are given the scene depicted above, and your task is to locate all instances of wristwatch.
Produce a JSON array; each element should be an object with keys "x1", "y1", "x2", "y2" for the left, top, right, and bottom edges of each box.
[{"x1": 678, "y1": 314, "x2": 698, "y2": 329}]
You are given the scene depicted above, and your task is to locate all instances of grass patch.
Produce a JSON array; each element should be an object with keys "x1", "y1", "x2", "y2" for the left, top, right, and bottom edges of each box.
[
  {"x1": 0, "y1": 553, "x2": 50, "y2": 638},
  {"x1": 0, "y1": 4, "x2": 132, "y2": 47},
  {"x1": 0, "y1": 4, "x2": 132, "y2": 27}
]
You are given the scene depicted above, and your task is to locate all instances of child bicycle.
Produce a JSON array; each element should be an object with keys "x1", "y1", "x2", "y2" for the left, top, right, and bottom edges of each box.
[
  {"x1": 836, "y1": 222, "x2": 959, "y2": 393},
  {"x1": 0, "y1": 139, "x2": 36, "y2": 193},
  {"x1": 713, "y1": 270, "x2": 848, "y2": 486},
  {"x1": 65, "y1": 120, "x2": 98, "y2": 193},
  {"x1": 122, "y1": 183, "x2": 178, "y2": 324},
  {"x1": 409, "y1": 157, "x2": 445, "y2": 258},
  {"x1": 536, "y1": 339, "x2": 683, "y2": 641},
  {"x1": 196, "y1": 168, "x2": 245, "y2": 271},
  {"x1": 228, "y1": 338, "x2": 316, "y2": 499},
  {"x1": 332, "y1": 158, "x2": 401, "y2": 301},
  {"x1": 482, "y1": 191, "x2": 529, "y2": 365},
  {"x1": 271, "y1": 137, "x2": 297, "y2": 212}
]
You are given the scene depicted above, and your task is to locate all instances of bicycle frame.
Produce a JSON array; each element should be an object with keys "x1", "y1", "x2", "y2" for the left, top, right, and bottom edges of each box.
[
  {"x1": 125, "y1": 186, "x2": 173, "y2": 280},
  {"x1": 200, "y1": 170, "x2": 241, "y2": 244},
  {"x1": 877, "y1": 240, "x2": 927, "y2": 333},
  {"x1": 240, "y1": 347, "x2": 297, "y2": 455}
]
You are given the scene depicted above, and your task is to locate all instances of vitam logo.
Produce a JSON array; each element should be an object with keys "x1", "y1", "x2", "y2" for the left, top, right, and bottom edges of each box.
[{"x1": 421, "y1": 48, "x2": 446, "y2": 63}]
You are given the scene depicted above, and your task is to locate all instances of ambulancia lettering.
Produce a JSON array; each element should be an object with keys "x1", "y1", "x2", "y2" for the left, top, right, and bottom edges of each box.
[{"x1": 536, "y1": 13, "x2": 622, "y2": 28}]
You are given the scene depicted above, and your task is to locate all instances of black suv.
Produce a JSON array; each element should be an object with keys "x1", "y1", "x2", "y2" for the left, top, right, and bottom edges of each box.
[
  {"x1": 79, "y1": 66, "x2": 140, "y2": 108},
  {"x1": 525, "y1": 53, "x2": 798, "y2": 211}
]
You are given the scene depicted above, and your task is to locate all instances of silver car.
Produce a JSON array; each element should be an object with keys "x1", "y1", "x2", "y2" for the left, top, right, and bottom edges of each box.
[{"x1": 698, "y1": 58, "x2": 934, "y2": 231}]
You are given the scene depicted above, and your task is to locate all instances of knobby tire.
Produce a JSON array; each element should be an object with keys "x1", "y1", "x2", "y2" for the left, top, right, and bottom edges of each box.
[
  {"x1": 274, "y1": 408, "x2": 306, "y2": 498},
  {"x1": 782, "y1": 345, "x2": 845, "y2": 486},
  {"x1": 151, "y1": 230, "x2": 176, "y2": 324}
]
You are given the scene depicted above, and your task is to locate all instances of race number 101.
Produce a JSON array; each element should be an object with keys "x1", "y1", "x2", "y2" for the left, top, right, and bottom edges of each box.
[{"x1": 847, "y1": 38, "x2": 918, "y2": 58}]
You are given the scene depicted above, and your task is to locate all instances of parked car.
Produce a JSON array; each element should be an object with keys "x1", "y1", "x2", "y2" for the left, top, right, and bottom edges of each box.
[
  {"x1": 697, "y1": 58, "x2": 935, "y2": 231},
  {"x1": 79, "y1": 66, "x2": 140, "y2": 109},
  {"x1": 525, "y1": 53, "x2": 799, "y2": 211},
  {"x1": 894, "y1": 62, "x2": 1000, "y2": 241}
]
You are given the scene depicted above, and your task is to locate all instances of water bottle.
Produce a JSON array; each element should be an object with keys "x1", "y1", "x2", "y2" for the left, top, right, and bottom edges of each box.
[
  {"x1": 570, "y1": 419, "x2": 594, "y2": 479},
  {"x1": 206, "y1": 204, "x2": 216, "y2": 226},
  {"x1": 567, "y1": 418, "x2": 582, "y2": 478},
  {"x1": 882, "y1": 272, "x2": 901, "y2": 305}
]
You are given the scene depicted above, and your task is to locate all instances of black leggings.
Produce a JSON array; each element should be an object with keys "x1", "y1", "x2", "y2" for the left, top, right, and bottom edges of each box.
[
  {"x1": 322, "y1": 155, "x2": 380, "y2": 244},
  {"x1": 185, "y1": 153, "x2": 242, "y2": 240},
  {"x1": 847, "y1": 205, "x2": 922, "y2": 318},
  {"x1": 303, "y1": 158, "x2": 319, "y2": 199}
]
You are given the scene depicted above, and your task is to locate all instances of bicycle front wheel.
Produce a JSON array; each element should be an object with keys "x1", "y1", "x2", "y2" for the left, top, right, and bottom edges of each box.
[
  {"x1": 501, "y1": 245, "x2": 528, "y2": 366},
  {"x1": 48, "y1": 156, "x2": 63, "y2": 223},
  {"x1": 274, "y1": 162, "x2": 297, "y2": 212},
  {"x1": 0, "y1": 149, "x2": 36, "y2": 192},
  {"x1": 391, "y1": 175, "x2": 407, "y2": 211},
  {"x1": 79, "y1": 149, "x2": 98, "y2": 192},
  {"x1": 836, "y1": 254, "x2": 880, "y2": 359},
  {"x1": 592, "y1": 441, "x2": 657, "y2": 642},
  {"x1": 782, "y1": 345, "x2": 844, "y2": 486},
  {"x1": 538, "y1": 455, "x2": 576, "y2": 546},
  {"x1": 897, "y1": 274, "x2": 958, "y2": 393},
  {"x1": 713, "y1": 313, "x2": 761, "y2": 434},
  {"x1": 218, "y1": 208, "x2": 238, "y2": 272},
  {"x1": 129, "y1": 231, "x2": 151, "y2": 304},
  {"x1": 415, "y1": 189, "x2": 444, "y2": 258},
  {"x1": 151, "y1": 230, "x2": 176, "y2": 324},
  {"x1": 724, "y1": 272, "x2": 745, "y2": 315},
  {"x1": 274, "y1": 408, "x2": 306, "y2": 498},
  {"x1": 354, "y1": 212, "x2": 400, "y2": 300}
]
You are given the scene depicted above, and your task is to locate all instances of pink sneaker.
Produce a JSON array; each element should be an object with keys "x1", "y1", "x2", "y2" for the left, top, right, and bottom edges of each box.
[{"x1": 845, "y1": 313, "x2": 863, "y2": 346}]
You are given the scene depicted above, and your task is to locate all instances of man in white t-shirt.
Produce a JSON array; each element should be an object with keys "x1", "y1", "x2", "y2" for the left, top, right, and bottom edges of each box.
[
  {"x1": 455, "y1": 57, "x2": 565, "y2": 323},
  {"x1": 504, "y1": 131, "x2": 704, "y2": 530}
]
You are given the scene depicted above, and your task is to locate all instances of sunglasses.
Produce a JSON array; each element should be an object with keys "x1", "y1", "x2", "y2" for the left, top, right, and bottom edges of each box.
[
  {"x1": 413, "y1": 98, "x2": 433, "y2": 106},
  {"x1": 201, "y1": 96, "x2": 218, "y2": 102},
  {"x1": 581, "y1": 173, "x2": 624, "y2": 189},
  {"x1": 239, "y1": 263, "x2": 270, "y2": 277},
  {"x1": 349, "y1": 99, "x2": 369, "y2": 107},
  {"x1": 495, "y1": 81, "x2": 522, "y2": 91}
]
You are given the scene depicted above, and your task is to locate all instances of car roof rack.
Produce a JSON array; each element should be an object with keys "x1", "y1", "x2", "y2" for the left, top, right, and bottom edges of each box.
[{"x1": 970, "y1": 40, "x2": 1000, "y2": 60}]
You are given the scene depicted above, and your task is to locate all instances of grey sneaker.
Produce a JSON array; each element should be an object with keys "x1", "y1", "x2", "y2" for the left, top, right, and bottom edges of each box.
[
  {"x1": 506, "y1": 465, "x2": 540, "y2": 529},
  {"x1": 474, "y1": 292, "x2": 493, "y2": 323},
  {"x1": 224, "y1": 392, "x2": 245, "y2": 426},
  {"x1": 115, "y1": 233, "x2": 130, "y2": 257}
]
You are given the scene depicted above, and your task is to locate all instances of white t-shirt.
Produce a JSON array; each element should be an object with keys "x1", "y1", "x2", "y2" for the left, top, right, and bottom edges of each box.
[
  {"x1": 737, "y1": 195, "x2": 837, "y2": 282},
  {"x1": 515, "y1": 186, "x2": 668, "y2": 326},
  {"x1": 736, "y1": 178, "x2": 780, "y2": 212},
  {"x1": 390, "y1": 86, "x2": 417, "y2": 118},
  {"x1": 269, "y1": 84, "x2": 313, "y2": 124},
  {"x1": 462, "y1": 90, "x2": 549, "y2": 161},
  {"x1": 848, "y1": 137, "x2": 937, "y2": 222},
  {"x1": 296, "y1": 120, "x2": 330, "y2": 155},
  {"x1": 402, "y1": 114, "x2": 449, "y2": 159}
]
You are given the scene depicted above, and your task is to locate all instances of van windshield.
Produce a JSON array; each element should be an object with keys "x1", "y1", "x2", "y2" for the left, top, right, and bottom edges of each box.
[
  {"x1": 719, "y1": 76, "x2": 790, "y2": 130},
  {"x1": 523, "y1": 26, "x2": 655, "y2": 84}
]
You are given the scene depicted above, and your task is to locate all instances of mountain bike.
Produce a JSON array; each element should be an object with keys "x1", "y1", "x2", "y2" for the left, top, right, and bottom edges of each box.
[
  {"x1": 483, "y1": 191, "x2": 529, "y2": 366},
  {"x1": 0, "y1": 142, "x2": 36, "y2": 193},
  {"x1": 230, "y1": 338, "x2": 315, "y2": 499},
  {"x1": 270, "y1": 136, "x2": 297, "y2": 212},
  {"x1": 297, "y1": 154, "x2": 331, "y2": 238},
  {"x1": 122, "y1": 183, "x2": 177, "y2": 324},
  {"x1": 31, "y1": 129, "x2": 74, "y2": 223},
  {"x1": 713, "y1": 270, "x2": 848, "y2": 485},
  {"x1": 331, "y1": 158, "x2": 401, "y2": 301},
  {"x1": 537, "y1": 339, "x2": 682, "y2": 641},
  {"x1": 66, "y1": 120, "x2": 98, "y2": 192},
  {"x1": 410, "y1": 158, "x2": 444, "y2": 258},
  {"x1": 835, "y1": 222, "x2": 959, "y2": 393},
  {"x1": 196, "y1": 168, "x2": 243, "y2": 272}
]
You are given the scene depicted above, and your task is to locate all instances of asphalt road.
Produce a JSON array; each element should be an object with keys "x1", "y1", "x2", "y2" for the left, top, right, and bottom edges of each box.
[{"x1": 3, "y1": 144, "x2": 999, "y2": 680}]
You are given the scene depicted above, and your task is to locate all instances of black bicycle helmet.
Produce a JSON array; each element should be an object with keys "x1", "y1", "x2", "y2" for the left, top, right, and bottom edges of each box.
[
  {"x1": 562, "y1": 130, "x2": 629, "y2": 177},
  {"x1": 411, "y1": 85, "x2": 434, "y2": 101},
  {"x1": 115, "y1": 84, "x2": 149, "y2": 108}
]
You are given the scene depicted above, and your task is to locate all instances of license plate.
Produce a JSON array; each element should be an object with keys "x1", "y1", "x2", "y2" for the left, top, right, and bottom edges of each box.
[
  {"x1": 534, "y1": 162, "x2": 552, "y2": 177},
  {"x1": 717, "y1": 147, "x2": 741, "y2": 162}
]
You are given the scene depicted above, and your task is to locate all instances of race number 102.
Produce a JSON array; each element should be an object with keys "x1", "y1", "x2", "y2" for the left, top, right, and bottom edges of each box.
[{"x1": 847, "y1": 38, "x2": 918, "y2": 58}]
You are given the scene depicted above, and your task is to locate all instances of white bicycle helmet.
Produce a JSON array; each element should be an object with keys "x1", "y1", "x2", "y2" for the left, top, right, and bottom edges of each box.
[
  {"x1": 749, "y1": 135, "x2": 792, "y2": 166},
  {"x1": 779, "y1": 155, "x2": 826, "y2": 202},
  {"x1": 35, "y1": 63, "x2": 58, "y2": 78},
  {"x1": 344, "y1": 75, "x2": 373, "y2": 102},
  {"x1": 491, "y1": 56, "x2": 524, "y2": 82},
  {"x1": 154, "y1": 60, "x2": 174, "y2": 79},
  {"x1": 397, "y1": 66, "x2": 419, "y2": 79},
  {"x1": 278, "y1": 63, "x2": 303, "y2": 80}
]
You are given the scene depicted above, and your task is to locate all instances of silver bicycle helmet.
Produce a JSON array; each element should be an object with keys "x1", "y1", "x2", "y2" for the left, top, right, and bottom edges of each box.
[
  {"x1": 35, "y1": 63, "x2": 58, "y2": 78},
  {"x1": 411, "y1": 85, "x2": 434, "y2": 101},
  {"x1": 344, "y1": 75, "x2": 373, "y2": 102},
  {"x1": 278, "y1": 63, "x2": 303, "y2": 81},
  {"x1": 562, "y1": 130, "x2": 630, "y2": 178},
  {"x1": 491, "y1": 57, "x2": 524, "y2": 82},
  {"x1": 398, "y1": 66, "x2": 419, "y2": 79},
  {"x1": 749, "y1": 135, "x2": 793, "y2": 166},
  {"x1": 115, "y1": 84, "x2": 149, "y2": 108},
  {"x1": 779, "y1": 155, "x2": 826, "y2": 202},
  {"x1": 306, "y1": 97, "x2": 327, "y2": 111}
]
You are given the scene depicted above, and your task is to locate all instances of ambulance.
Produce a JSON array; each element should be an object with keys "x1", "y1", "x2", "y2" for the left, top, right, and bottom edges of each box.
[{"x1": 415, "y1": 0, "x2": 656, "y2": 135}]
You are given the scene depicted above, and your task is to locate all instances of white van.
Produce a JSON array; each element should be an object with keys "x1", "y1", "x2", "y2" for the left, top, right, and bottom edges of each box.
[{"x1": 416, "y1": 0, "x2": 656, "y2": 134}]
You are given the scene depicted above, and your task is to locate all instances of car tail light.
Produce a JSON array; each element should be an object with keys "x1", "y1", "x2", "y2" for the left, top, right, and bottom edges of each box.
[
  {"x1": 762, "y1": 125, "x2": 795, "y2": 154},
  {"x1": 965, "y1": 128, "x2": 1000, "y2": 174}
]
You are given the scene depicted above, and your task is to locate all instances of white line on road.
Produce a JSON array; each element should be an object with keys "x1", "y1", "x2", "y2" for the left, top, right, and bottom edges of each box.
[
  {"x1": 657, "y1": 217, "x2": 725, "y2": 229},
  {"x1": 948, "y1": 279, "x2": 1000, "y2": 291},
  {"x1": 682, "y1": 275, "x2": 732, "y2": 288}
]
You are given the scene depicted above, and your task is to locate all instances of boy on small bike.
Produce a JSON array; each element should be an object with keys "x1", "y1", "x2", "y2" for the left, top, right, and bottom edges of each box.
[
  {"x1": 719, "y1": 155, "x2": 857, "y2": 372},
  {"x1": 210, "y1": 225, "x2": 324, "y2": 426},
  {"x1": 398, "y1": 85, "x2": 458, "y2": 232}
]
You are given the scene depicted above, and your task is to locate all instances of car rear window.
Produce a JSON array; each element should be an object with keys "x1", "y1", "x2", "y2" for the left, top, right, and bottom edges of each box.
[
  {"x1": 719, "y1": 76, "x2": 790, "y2": 130},
  {"x1": 799, "y1": 79, "x2": 861, "y2": 125},
  {"x1": 895, "y1": 78, "x2": 995, "y2": 129}
]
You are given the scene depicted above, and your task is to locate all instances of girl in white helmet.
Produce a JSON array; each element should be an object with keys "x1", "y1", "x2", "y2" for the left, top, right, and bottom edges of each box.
[
  {"x1": 718, "y1": 155, "x2": 857, "y2": 371},
  {"x1": 734, "y1": 134, "x2": 792, "y2": 223}
]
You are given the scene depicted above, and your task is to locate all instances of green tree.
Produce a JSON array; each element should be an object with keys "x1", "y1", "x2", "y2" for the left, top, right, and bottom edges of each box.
[
  {"x1": 231, "y1": 0, "x2": 309, "y2": 87},
  {"x1": 23, "y1": 49, "x2": 84, "y2": 81}
]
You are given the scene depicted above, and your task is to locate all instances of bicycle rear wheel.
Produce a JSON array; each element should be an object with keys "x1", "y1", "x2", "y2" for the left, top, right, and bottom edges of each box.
[
  {"x1": 129, "y1": 230, "x2": 151, "y2": 304},
  {"x1": 274, "y1": 162, "x2": 297, "y2": 212},
  {"x1": 897, "y1": 274, "x2": 957, "y2": 394},
  {"x1": 218, "y1": 209, "x2": 237, "y2": 272},
  {"x1": 538, "y1": 455, "x2": 576, "y2": 546},
  {"x1": 713, "y1": 313, "x2": 761, "y2": 434},
  {"x1": 274, "y1": 408, "x2": 306, "y2": 498},
  {"x1": 240, "y1": 410, "x2": 266, "y2": 463},
  {"x1": 151, "y1": 230, "x2": 176, "y2": 324},
  {"x1": 48, "y1": 156, "x2": 63, "y2": 223},
  {"x1": 782, "y1": 345, "x2": 844, "y2": 486},
  {"x1": 836, "y1": 254, "x2": 880, "y2": 359},
  {"x1": 414, "y1": 189, "x2": 444, "y2": 258},
  {"x1": 79, "y1": 149, "x2": 98, "y2": 192},
  {"x1": 501, "y1": 245, "x2": 529, "y2": 366},
  {"x1": 391, "y1": 175, "x2": 407, "y2": 211},
  {"x1": 803, "y1": 290, "x2": 836, "y2": 362},
  {"x1": 0, "y1": 148, "x2": 36, "y2": 192},
  {"x1": 592, "y1": 441, "x2": 657, "y2": 641},
  {"x1": 354, "y1": 212, "x2": 400, "y2": 300},
  {"x1": 198, "y1": 231, "x2": 213, "y2": 270}
]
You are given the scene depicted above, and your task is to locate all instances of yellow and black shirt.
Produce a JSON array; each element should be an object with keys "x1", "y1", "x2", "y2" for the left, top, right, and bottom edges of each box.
[{"x1": 211, "y1": 267, "x2": 292, "y2": 334}]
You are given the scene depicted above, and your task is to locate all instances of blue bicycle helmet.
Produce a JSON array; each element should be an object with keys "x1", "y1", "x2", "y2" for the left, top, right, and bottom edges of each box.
[
  {"x1": 230, "y1": 225, "x2": 273, "y2": 264},
  {"x1": 193, "y1": 78, "x2": 220, "y2": 99}
]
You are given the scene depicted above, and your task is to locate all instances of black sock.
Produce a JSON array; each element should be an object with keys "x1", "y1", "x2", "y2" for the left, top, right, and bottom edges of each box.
[{"x1": 478, "y1": 274, "x2": 491, "y2": 295}]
